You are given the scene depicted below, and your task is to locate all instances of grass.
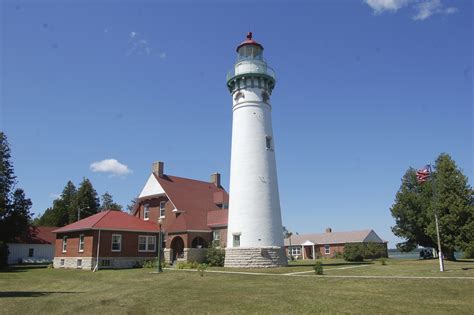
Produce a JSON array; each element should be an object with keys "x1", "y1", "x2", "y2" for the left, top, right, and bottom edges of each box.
[{"x1": 0, "y1": 259, "x2": 473, "y2": 314}]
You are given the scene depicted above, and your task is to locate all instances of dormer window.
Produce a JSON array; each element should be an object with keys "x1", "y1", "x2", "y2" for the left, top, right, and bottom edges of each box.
[{"x1": 144, "y1": 204, "x2": 150, "y2": 221}]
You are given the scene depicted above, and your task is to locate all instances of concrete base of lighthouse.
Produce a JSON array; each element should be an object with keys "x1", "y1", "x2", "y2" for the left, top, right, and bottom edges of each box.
[{"x1": 224, "y1": 247, "x2": 288, "y2": 268}]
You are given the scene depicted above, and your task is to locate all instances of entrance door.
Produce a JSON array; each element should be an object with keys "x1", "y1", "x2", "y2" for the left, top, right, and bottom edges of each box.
[{"x1": 170, "y1": 236, "x2": 185, "y2": 261}]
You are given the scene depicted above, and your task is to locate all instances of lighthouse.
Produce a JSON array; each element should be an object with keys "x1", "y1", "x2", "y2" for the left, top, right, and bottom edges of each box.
[{"x1": 224, "y1": 32, "x2": 287, "y2": 268}]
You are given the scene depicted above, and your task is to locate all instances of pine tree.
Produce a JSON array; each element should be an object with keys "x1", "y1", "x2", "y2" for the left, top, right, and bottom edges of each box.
[
  {"x1": 73, "y1": 178, "x2": 99, "y2": 222},
  {"x1": 427, "y1": 154, "x2": 474, "y2": 260},
  {"x1": 391, "y1": 153, "x2": 473, "y2": 260},
  {"x1": 100, "y1": 191, "x2": 123, "y2": 211},
  {"x1": 0, "y1": 133, "x2": 32, "y2": 266},
  {"x1": 36, "y1": 181, "x2": 77, "y2": 226}
]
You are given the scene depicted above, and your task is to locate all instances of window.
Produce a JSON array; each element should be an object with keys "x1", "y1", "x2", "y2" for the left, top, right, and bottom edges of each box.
[
  {"x1": 60, "y1": 259, "x2": 65, "y2": 266},
  {"x1": 62, "y1": 236, "x2": 67, "y2": 253},
  {"x1": 138, "y1": 235, "x2": 156, "y2": 252},
  {"x1": 78, "y1": 234, "x2": 84, "y2": 252},
  {"x1": 213, "y1": 230, "x2": 220, "y2": 242},
  {"x1": 111, "y1": 234, "x2": 122, "y2": 252},
  {"x1": 265, "y1": 135, "x2": 272, "y2": 150},
  {"x1": 143, "y1": 204, "x2": 150, "y2": 220},
  {"x1": 100, "y1": 259, "x2": 111, "y2": 267},
  {"x1": 77, "y1": 259, "x2": 82, "y2": 268},
  {"x1": 289, "y1": 246, "x2": 301, "y2": 256},
  {"x1": 28, "y1": 248, "x2": 34, "y2": 257},
  {"x1": 233, "y1": 234, "x2": 240, "y2": 247},
  {"x1": 160, "y1": 201, "x2": 166, "y2": 218},
  {"x1": 324, "y1": 245, "x2": 330, "y2": 255}
]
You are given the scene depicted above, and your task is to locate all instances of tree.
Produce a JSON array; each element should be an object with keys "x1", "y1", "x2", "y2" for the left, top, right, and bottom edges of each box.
[
  {"x1": 127, "y1": 198, "x2": 137, "y2": 213},
  {"x1": 35, "y1": 181, "x2": 77, "y2": 227},
  {"x1": 0, "y1": 133, "x2": 32, "y2": 266},
  {"x1": 73, "y1": 178, "x2": 99, "y2": 222},
  {"x1": 427, "y1": 154, "x2": 474, "y2": 260},
  {"x1": 100, "y1": 191, "x2": 123, "y2": 211},
  {"x1": 391, "y1": 153, "x2": 473, "y2": 260},
  {"x1": 283, "y1": 226, "x2": 294, "y2": 260}
]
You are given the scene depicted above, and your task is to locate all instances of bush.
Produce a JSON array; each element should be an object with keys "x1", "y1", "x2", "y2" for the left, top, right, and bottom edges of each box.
[
  {"x1": 343, "y1": 243, "x2": 365, "y2": 262},
  {"x1": 380, "y1": 258, "x2": 387, "y2": 265},
  {"x1": 0, "y1": 242, "x2": 9, "y2": 268},
  {"x1": 143, "y1": 259, "x2": 157, "y2": 268},
  {"x1": 314, "y1": 261, "x2": 323, "y2": 275},
  {"x1": 343, "y1": 242, "x2": 387, "y2": 262},
  {"x1": 462, "y1": 245, "x2": 474, "y2": 259},
  {"x1": 197, "y1": 263, "x2": 207, "y2": 276},
  {"x1": 206, "y1": 241, "x2": 225, "y2": 267},
  {"x1": 365, "y1": 242, "x2": 387, "y2": 259},
  {"x1": 333, "y1": 251, "x2": 343, "y2": 259}
]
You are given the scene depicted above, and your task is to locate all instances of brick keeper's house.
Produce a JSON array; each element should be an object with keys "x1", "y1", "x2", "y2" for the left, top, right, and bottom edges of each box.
[{"x1": 53, "y1": 161, "x2": 229, "y2": 270}]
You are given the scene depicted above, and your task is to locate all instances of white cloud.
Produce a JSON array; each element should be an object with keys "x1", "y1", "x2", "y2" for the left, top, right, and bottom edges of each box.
[
  {"x1": 413, "y1": 0, "x2": 441, "y2": 20},
  {"x1": 127, "y1": 32, "x2": 153, "y2": 56},
  {"x1": 159, "y1": 52, "x2": 167, "y2": 59},
  {"x1": 364, "y1": 0, "x2": 410, "y2": 14},
  {"x1": 90, "y1": 159, "x2": 132, "y2": 176},
  {"x1": 364, "y1": 0, "x2": 459, "y2": 20},
  {"x1": 445, "y1": 7, "x2": 458, "y2": 14}
]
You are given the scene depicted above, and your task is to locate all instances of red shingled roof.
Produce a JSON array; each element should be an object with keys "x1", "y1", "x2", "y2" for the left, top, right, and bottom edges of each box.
[
  {"x1": 155, "y1": 174, "x2": 229, "y2": 231},
  {"x1": 53, "y1": 210, "x2": 159, "y2": 233},
  {"x1": 12, "y1": 226, "x2": 56, "y2": 244},
  {"x1": 207, "y1": 209, "x2": 228, "y2": 227}
]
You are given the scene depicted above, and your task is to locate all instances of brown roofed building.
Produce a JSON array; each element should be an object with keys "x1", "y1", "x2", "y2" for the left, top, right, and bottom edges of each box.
[
  {"x1": 132, "y1": 161, "x2": 229, "y2": 264},
  {"x1": 284, "y1": 228, "x2": 387, "y2": 260}
]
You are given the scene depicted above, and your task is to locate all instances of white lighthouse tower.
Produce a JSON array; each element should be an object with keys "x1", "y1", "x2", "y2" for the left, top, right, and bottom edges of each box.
[{"x1": 224, "y1": 32, "x2": 287, "y2": 268}]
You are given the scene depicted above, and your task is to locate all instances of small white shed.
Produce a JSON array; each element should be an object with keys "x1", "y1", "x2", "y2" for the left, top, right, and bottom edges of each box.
[{"x1": 7, "y1": 226, "x2": 56, "y2": 265}]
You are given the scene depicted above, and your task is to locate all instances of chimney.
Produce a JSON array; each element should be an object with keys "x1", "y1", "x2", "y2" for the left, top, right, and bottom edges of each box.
[
  {"x1": 211, "y1": 172, "x2": 221, "y2": 187},
  {"x1": 152, "y1": 161, "x2": 164, "y2": 178},
  {"x1": 325, "y1": 227, "x2": 332, "y2": 233}
]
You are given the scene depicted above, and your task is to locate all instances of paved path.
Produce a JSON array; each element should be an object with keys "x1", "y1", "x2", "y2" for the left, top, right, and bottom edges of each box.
[{"x1": 165, "y1": 268, "x2": 474, "y2": 280}]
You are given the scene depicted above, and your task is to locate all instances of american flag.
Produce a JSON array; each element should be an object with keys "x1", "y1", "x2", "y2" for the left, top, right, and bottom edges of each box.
[{"x1": 416, "y1": 165, "x2": 431, "y2": 183}]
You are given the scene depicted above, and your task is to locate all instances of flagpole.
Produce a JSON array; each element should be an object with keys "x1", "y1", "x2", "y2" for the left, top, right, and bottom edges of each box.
[{"x1": 430, "y1": 164, "x2": 444, "y2": 272}]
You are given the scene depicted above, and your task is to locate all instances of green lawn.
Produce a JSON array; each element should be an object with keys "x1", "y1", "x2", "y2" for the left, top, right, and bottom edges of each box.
[{"x1": 0, "y1": 259, "x2": 473, "y2": 314}]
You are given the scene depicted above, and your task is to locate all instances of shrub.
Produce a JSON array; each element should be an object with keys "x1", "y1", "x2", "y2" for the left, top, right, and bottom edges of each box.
[
  {"x1": 143, "y1": 259, "x2": 157, "y2": 268},
  {"x1": 333, "y1": 251, "x2": 343, "y2": 259},
  {"x1": 365, "y1": 242, "x2": 387, "y2": 259},
  {"x1": 206, "y1": 241, "x2": 225, "y2": 267},
  {"x1": 197, "y1": 263, "x2": 207, "y2": 277},
  {"x1": 0, "y1": 242, "x2": 9, "y2": 268},
  {"x1": 462, "y1": 245, "x2": 474, "y2": 259},
  {"x1": 343, "y1": 243, "x2": 365, "y2": 262},
  {"x1": 314, "y1": 261, "x2": 323, "y2": 275},
  {"x1": 380, "y1": 258, "x2": 387, "y2": 265}
]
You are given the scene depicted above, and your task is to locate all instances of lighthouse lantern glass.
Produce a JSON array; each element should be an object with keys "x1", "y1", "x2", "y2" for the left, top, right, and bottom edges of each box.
[{"x1": 238, "y1": 44, "x2": 263, "y2": 61}]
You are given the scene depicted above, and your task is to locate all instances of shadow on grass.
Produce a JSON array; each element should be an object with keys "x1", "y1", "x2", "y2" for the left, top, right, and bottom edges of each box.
[
  {"x1": 288, "y1": 261, "x2": 373, "y2": 267},
  {"x1": 0, "y1": 291, "x2": 79, "y2": 298},
  {"x1": 0, "y1": 265, "x2": 48, "y2": 273}
]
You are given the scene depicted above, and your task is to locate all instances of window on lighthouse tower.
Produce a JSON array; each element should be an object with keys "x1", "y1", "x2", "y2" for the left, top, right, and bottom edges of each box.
[{"x1": 265, "y1": 136, "x2": 273, "y2": 150}]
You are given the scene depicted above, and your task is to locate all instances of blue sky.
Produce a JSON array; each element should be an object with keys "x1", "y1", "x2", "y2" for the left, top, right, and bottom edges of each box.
[{"x1": 1, "y1": 0, "x2": 472, "y2": 247}]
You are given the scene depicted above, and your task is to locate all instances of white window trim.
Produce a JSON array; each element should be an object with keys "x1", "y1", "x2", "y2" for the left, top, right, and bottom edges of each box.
[
  {"x1": 143, "y1": 204, "x2": 150, "y2": 221},
  {"x1": 213, "y1": 230, "x2": 220, "y2": 241},
  {"x1": 78, "y1": 234, "x2": 84, "y2": 252},
  {"x1": 324, "y1": 245, "x2": 330, "y2": 255},
  {"x1": 62, "y1": 236, "x2": 67, "y2": 253},
  {"x1": 290, "y1": 246, "x2": 301, "y2": 256},
  {"x1": 138, "y1": 235, "x2": 156, "y2": 252},
  {"x1": 159, "y1": 201, "x2": 166, "y2": 218},
  {"x1": 111, "y1": 234, "x2": 122, "y2": 252}
]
